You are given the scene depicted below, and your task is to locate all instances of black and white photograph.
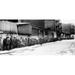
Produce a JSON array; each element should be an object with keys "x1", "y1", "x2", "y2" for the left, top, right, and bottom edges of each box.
[
  {"x1": 0, "y1": 19, "x2": 75, "y2": 55},
  {"x1": 0, "y1": 0, "x2": 75, "y2": 75}
]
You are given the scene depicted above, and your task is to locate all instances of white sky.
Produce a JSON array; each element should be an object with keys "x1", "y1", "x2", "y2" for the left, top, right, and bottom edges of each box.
[{"x1": 60, "y1": 19, "x2": 75, "y2": 25}]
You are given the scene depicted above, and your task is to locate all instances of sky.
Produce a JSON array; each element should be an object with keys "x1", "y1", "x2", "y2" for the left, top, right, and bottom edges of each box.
[{"x1": 60, "y1": 19, "x2": 75, "y2": 25}]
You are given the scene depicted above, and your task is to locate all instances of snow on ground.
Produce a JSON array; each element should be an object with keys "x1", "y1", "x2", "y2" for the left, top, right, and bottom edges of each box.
[{"x1": 0, "y1": 39, "x2": 75, "y2": 55}]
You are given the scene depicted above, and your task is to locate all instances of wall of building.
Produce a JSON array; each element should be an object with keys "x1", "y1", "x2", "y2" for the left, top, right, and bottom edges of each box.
[
  {"x1": 21, "y1": 20, "x2": 44, "y2": 29},
  {"x1": 44, "y1": 20, "x2": 59, "y2": 38},
  {"x1": 62, "y1": 24, "x2": 71, "y2": 34},
  {"x1": 45, "y1": 20, "x2": 55, "y2": 30},
  {"x1": 17, "y1": 24, "x2": 32, "y2": 35},
  {"x1": 0, "y1": 21, "x2": 17, "y2": 34},
  {"x1": 18, "y1": 20, "x2": 45, "y2": 36}
]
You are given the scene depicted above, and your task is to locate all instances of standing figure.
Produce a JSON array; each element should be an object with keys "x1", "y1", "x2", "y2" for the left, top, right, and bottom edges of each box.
[
  {"x1": 6, "y1": 37, "x2": 11, "y2": 50},
  {"x1": 3, "y1": 37, "x2": 8, "y2": 50}
]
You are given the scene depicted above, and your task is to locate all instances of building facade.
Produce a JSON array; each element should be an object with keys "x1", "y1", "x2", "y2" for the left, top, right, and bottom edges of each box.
[
  {"x1": 0, "y1": 21, "x2": 18, "y2": 38},
  {"x1": 18, "y1": 20, "x2": 45, "y2": 37},
  {"x1": 44, "y1": 20, "x2": 60, "y2": 39}
]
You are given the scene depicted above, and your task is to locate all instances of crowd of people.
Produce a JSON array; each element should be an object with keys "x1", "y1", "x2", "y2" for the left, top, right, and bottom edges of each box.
[
  {"x1": 2, "y1": 36, "x2": 20, "y2": 50},
  {"x1": 0, "y1": 35, "x2": 58, "y2": 51}
]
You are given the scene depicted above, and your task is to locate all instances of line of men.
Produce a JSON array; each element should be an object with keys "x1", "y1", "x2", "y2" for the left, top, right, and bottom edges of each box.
[
  {"x1": 1, "y1": 36, "x2": 45, "y2": 50},
  {"x1": 0, "y1": 35, "x2": 58, "y2": 51},
  {"x1": 2, "y1": 36, "x2": 19, "y2": 50}
]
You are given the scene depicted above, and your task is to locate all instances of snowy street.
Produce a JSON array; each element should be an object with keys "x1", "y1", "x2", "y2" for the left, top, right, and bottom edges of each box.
[{"x1": 0, "y1": 40, "x2": 75, "y2": 55}]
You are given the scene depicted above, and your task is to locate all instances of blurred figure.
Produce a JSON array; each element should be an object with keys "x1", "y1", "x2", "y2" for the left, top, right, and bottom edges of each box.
[
  {"x1": 0, "y1": 37, "x2": 3, "y2": 50},
  {"x1": 10, "y1": 36, "x2": 14, "y2": 49},
  {"x1": 39, "y1": 36, "x2": 43, "y2": 45},
  {"x1": 11, "y1": 37, "x2": 18, "y2": 48},
  {"x1": 3, "y1": 37, "x2": 9, "y2": 50},
  {"x1": 3, "y1": 37, "x2": 7, "y2": 50},
  {"x1": 6, "y1": 37, "x2": 11, "y2": 50}
]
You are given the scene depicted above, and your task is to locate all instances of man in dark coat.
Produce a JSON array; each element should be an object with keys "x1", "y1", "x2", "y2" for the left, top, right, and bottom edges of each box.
[
  {"x1": 39, "y1": 37, "x2": 43, "y2": 45},
  {"x1": 3, "y1": 38, "x2": 7, "y2": 50},
  {"x1": 3, "y1": 37, "x2": 9, "y2": 50},
  {"x1": 6, "y1": 37, "x2": 11, "y2": 50}
]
